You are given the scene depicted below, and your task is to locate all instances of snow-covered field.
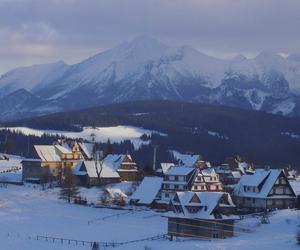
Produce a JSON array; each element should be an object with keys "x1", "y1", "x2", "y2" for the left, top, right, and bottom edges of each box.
[
  {"x1": 0, "y1": 185, "x2": 299, "y2": 250},
  {"x1": 0, "y1": 154, "x2": 23, "y2": 182},
  {"x1": 1, "y1": 126, "x2": 167, "y2": 150}
]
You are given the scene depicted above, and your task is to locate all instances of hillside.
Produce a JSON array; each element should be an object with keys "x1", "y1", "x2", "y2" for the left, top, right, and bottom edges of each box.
[{"x1": 3, "y1": 100, "x2": 300, "y2": 166}]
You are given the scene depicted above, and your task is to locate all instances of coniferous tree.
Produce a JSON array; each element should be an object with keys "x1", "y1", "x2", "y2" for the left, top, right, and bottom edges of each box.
[
  {"x1": 59, "y1": 166, "x2": 79, "y2": 203},
  {"x1": 104, "y1": 139, "x2": 113, "y2": 157}
]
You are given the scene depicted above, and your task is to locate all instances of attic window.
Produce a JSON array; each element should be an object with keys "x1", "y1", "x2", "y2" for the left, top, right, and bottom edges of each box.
[{"x1": 190, "y1": 194, "x2": 201, "y2": 203}]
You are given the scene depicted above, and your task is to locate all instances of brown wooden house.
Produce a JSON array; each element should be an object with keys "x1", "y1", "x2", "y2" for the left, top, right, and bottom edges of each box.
[{"x1": 168, "y1": 191, "x2": 236, "y2": 239}]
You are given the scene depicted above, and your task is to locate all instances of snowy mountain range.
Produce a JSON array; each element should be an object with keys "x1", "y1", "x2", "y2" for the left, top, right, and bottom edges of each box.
[{"x1": 1, "y1": 35, "x2": 300, "y2": 120}]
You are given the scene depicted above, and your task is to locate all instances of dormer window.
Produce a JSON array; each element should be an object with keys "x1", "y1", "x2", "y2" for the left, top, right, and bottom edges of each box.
[{"x1": 189, "y1": 194, "x2": 201, "y2": 203}]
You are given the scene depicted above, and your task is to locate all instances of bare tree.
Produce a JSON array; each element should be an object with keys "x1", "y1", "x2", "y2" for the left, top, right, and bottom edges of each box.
[{"x1": 92, "y1": 143, "x2": 104, "y2": 186}]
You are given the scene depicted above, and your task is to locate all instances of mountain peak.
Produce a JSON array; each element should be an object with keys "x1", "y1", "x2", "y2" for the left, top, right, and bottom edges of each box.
[
  {"x1": 125, "y1": 35, "x2": 167, "y2": 53},
  {"x1": 129, "y1": 35, "x2": 166, "y2": 47}
]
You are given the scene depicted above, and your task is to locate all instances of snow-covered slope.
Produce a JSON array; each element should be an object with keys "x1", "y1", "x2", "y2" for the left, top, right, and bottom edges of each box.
[
  {"x1": 0, "y1": 61, "x2": 69, "y2": 98},
  {"x1": 1, "y1": 36, "x2": 300, "y2": 119},
  {"x1": 1, "y1": 125, "x2": 167, "y2": 150}
]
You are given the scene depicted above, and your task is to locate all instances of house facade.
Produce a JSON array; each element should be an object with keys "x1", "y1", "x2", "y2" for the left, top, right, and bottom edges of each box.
[
  {"x1": 168, "y1": 191, "x2": 236, "y2": 239},
  {"x1": 234, "y1": 169, "x2": 296, "y2": 211},
  {"x1": 191, "y1": 168, "x2": 223, "y2": 192},
  {"x1": 116, "y1": 154, "x2": 140, "y2": 181},
  {"x1": 160, "y1": 166, "x2": 197, "y2": 203}
]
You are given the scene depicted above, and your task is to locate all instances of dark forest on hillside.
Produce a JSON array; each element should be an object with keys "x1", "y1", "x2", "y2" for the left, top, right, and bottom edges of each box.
[{"x1": 2, "y1": 100, "x2": 300, "y2": 167}]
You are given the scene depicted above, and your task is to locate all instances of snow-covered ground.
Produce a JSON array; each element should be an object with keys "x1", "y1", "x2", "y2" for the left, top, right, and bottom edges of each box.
[
  {"x1": 1, "y1": 126, "x2": 167, "y2": 150},
  {"x1": 0, "y1": 185, "x2": 299, "y2": 250},
  {"x1": 0, "y1": 154, "x2": 23, "y2": 183}
]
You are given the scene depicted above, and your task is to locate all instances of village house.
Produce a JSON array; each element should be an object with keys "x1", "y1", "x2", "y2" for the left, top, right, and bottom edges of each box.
[
  {"x1": 73, "y1": 160, "x2": 120, "y2": 186},
  {"x1": 191, "y1": 168, "x2": 223, "y2": 192},
  {"x1": 234, "y1": 169, "x2": 296, "y2": 211},
  {"x1": 129, "y1": 176, "x2": 163, "y2": 207},
  {"x1": 115, "y1": 154, "x2": 140, "y2": 181},
  {"x1": 159, "y1": 166, "x2": 197, "y2": 204},
  {"x1": 22, "y1": 140, "x2": 93, "y2": 182},
  {"x1": 167, "y1": 191, "x2": 236, "y2": 239},
  {"x1": 73, "y1": 154, "x2": 140, "y2": 186}
]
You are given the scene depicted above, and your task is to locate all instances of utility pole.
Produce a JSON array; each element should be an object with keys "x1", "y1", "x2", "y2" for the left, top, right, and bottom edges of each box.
[
  {"x1": 27, "y1": 137, "x2": 30, "y2": 157},
  {"x1": 152, "y1": 145, "x2": 158, "y2": 172},
  {"x1": 4, "y1": 134, "x2": 8, "y2": 154}
]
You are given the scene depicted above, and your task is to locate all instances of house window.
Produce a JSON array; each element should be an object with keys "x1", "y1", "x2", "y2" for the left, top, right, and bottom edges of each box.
[
  {"x1": 212, "y1": 233, "x2": 219, "y2": 239},
  {"x1": 174, "y1": 185, "x2": 179, "y2": 189},
  {"x1": 194, "y1": 186, "x2": 198, "y2": 190},
  {"x1": 165, "y1": 184, "x2": 169, "y2": 189},
  {"x1": 165, "y1": 193, "x2": 169, "y2": 198},
  {"x1": 175, "y1": 176, "x2": 179, "y2": 181},
  {"x1": 252, "y1": 198, "x2": 256, "y2": 204}
]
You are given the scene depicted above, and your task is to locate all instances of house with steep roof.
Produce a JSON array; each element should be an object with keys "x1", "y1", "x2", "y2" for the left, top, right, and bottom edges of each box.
[
  {"x1": 168, "y1": 191, "x2": 236, "y2": 239},
  {"x1": 160, "y1": 166, "x2": 197, "y2": 204},
  {"x1": 22, "y1": 141, "x2": 87, "y2": 182},
  {"x1": 73, "y1": 154, "x2": 140, "y2": 186},
  {"x1": 234, "y1": 169, "x2": 296, "y2": 210},
  {"x1": 73, "y1": 160, "x2": 121, "y2": 186},
  {"x1": 191, "y1": 168, "x2": 223, "y2": 192}
]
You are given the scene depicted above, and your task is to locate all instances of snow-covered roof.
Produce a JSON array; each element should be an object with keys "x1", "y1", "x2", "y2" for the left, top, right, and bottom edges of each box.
[
  {"x1": 238, "y1": 169, "x2": 270, "y2": 187},
  {"x1": 171, "y1": 151, "x2": 201, "y2": 167},
  {"x1": 234, "y1": 169, "x2": 293, "y2": 198},
  {"x1": 103, "y1": 154, "x2": 126, "y2": 172},
  {"x1": 166, "y1": 166, "x2": 195, "y2": 176},
  {"x1": 73, "y1": 160, "x2": 120, "y2": 179},
  {"x1": 200, "y1": 168, "x2": 216, "y2": 176},
  {"x1": 34, "y1": 145, "x2": 61, "y2": 162},
  {"x1": 78, "y1": 142, "x2": 94, "y2": 159},
  {"x1": 130, "y1": 176, "x2": 163, "y2": 205},
  {"x1": 171, "y1": 191, "x2": 235, "y2": 219},
  {"x1": 55, "y1": 145, "x2": 72, "y2": 154},
  {"x1": 157, "y1": 163, "x2": 174, "y2": 174}
]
